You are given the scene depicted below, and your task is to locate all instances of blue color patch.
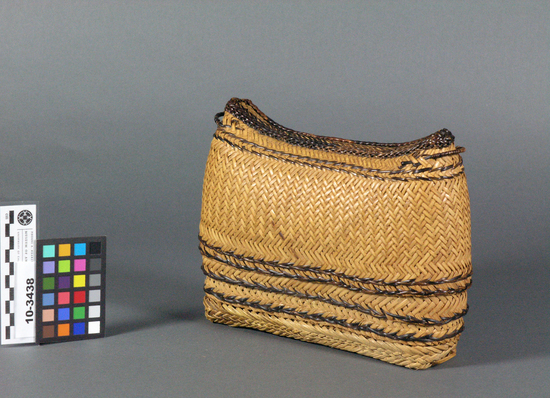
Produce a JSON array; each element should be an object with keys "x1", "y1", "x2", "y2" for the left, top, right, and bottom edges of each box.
[
  {"x1": 43, "y1": 293, "x2": 54, "y2": 306},
  {"x1": 58, "y1": 308, "x2": 70, "y2": 321},
  {"x1": 73, "y1": 322, "x2": 85, "y2": 335},
  {"x1": 74, "y1": 243, "x2": 86, "y2": 256}
]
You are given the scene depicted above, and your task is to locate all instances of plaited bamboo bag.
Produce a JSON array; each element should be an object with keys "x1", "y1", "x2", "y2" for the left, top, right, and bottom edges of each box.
[{"x1": 199, "y1": 98, "x2": 472, "y2": 369}]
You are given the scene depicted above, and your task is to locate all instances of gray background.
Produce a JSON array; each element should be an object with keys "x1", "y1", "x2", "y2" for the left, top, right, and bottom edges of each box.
[{"x1": 0, "y1": 1, "x2": 548, "y2": 397}]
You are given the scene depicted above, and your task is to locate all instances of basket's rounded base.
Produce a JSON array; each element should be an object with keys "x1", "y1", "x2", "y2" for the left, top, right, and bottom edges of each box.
[
  {"x1": 432, "y1": 348, "x2": 457, "y2": 366},
  {"x1": 204, "y1": 294, "x2": 461, "y2": 370}
]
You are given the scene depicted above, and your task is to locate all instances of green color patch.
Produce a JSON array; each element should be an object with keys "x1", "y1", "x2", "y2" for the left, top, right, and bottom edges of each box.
[
  {"x1": 43, "y1": 277, "x2": 55, "y2": 290},
  {"x1": 58, "y1": 260, "x2": 71, "y2": 273},
  {"x1": 73, "y1": 307, "x2": 85, "y2": 320}
]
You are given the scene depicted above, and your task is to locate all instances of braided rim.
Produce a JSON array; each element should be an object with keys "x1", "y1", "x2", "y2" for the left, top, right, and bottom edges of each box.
[{"x1": 219, "y1": 98, "x2": 465, "y2": 159}]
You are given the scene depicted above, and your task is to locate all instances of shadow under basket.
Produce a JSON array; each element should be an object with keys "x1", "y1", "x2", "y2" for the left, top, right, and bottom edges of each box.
[{"x1": 199, "y1": 98, "x2": 472, "y2": 370}]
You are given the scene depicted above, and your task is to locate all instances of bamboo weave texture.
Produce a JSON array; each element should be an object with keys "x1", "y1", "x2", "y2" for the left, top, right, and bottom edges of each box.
[{"x1": 199, "y1": 98, "x2": 472, "y2": 369}]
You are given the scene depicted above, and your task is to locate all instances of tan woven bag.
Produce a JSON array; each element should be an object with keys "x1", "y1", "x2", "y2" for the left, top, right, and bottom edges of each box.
[{"x1": 199, "y1": 98, "x2": 472, "y2": 369}]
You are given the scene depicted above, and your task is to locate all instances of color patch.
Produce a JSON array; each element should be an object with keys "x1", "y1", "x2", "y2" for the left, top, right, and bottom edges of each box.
[
  {"x1": 89, "y1": 290, "x2": 100, "y2": 302},
  {"x1": 74, "y1": 275, "x2": 86, "y2": 288},
  {"x1": 74, "y1": 259, "x2": 86, "y2": 272},
  {"x1": 58, "y1": 244, "x2": 71, "y2": 257},
  {"x1": 58, "y1": 308, "x2": 70, "y2": 321},
  {"x1": 43, "y1": 325, "x2": 55, "y2": 338},
  {"x1": 35, "y1": 237, "x2": 106, "y2": 344},
  {"x1": 58, "y1": 292, "x2": 70, "y2": 305},
  {"x1": 89, "y1": 274, "x2": 101, "y2": 287},
  {"x1": 43, "y1": 261, "x2": 55, "y2": 274},
  {"x1": 58, "y1": 276, "x2": 71, "y2": 289},
  {"x1": 58, "y1": 260, "x2": 70, "y2": 273},
  {"x1": 89, "y1": 241, "x2": 101, "y2": 255},
  {"x1": 90, "y1": 258, "x2": 101, "y2": 271},
  {"x1": 89, "y1": 305, "x2": 100, "y2": 318},
  {"x1": 73, "y1": 307, "x2": 85, "y2": 320},
  {"x1": 73, "y1": 323, "x2": 85, "y2": 335},
  {"x1": 89, "y1": 321, "x2": 100, "y2": 334},
  {"x1": 43, "y1": 277, "x2": 55, "y2": 290},
  {"x1": 74, "y1": 291, "x2": 86, "y2": 304},
  {"x1": 43, "y1": 293, "x2": 54, "y2": 306},
  {"x1": 43, "y1": 309, "x2": 54, "y2": 322},
  {"x1": 58, "y1": 324, "x2": 70, "y2": 337},
  {"x1": 43, "y1": 245, "x2": 55, "y2": 258},
  {"x1": 74, "y1": 243, "x2": 86, "y2": 256}
]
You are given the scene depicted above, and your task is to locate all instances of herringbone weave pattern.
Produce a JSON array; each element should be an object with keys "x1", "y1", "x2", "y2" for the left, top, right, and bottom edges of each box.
[{"x1": 199, "y1": 98, "x2": 472, "y2": 369}]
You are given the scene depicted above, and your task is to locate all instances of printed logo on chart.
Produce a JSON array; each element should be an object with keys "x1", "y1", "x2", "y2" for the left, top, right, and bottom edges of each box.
[{"x1": 17, "y1": 210, "x2": 33, "y2": 226}]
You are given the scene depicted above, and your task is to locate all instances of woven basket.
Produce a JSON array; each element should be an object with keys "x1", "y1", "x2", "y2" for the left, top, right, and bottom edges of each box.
[{"x1": 199, "y1": 98, "x2": 472, "y2": 369}]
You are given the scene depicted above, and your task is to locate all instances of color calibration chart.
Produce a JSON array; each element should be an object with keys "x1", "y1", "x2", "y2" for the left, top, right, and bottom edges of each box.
[
  {"x1": 1, "y1": 204, "x2": 37, "y2": 345},
  {"x1": 36, "y1": 237, "x2": 106, "y2": 344}
]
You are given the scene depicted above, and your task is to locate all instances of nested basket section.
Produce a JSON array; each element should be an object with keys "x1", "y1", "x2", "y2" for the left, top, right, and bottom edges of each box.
[{"x1": 199, "y1": 98, "x2": 472, "y2": 369}]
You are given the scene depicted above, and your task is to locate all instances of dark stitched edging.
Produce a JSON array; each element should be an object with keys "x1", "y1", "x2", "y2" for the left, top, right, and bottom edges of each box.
[
  {"x1": 200, "y1": 242, "x2": 472, "y2": 298},
  {"x1": 205, "y1": 287, "x2": 465, "y2": 343},
  {"x1": 215, "y1": 131, "x2": 465, "y2": 183},
  {"x1": 215, "y1": 129, "x2": 464, "y2": 182},
  {"x1": 203, "y1": 266, "x2": 468, "y2": 326},
  {"x1": 199, "y1": 237, "x2": 472, "y2": 290}
]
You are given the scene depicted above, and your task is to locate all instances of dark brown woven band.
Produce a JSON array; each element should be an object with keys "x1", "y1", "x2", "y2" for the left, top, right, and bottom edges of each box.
[
  {"x1": 199, "y1": 238, "x2": 472, "y2": 296},
  {"x1": 203, "y1": 266, "x2": 468, "y2": 326},
  {"x1": 214, "y1": 129, "x2": 465, "y2": 182},
  {"x1": 222, "y1": 98, "x2": 465, "y2": 159},
  {"x1": 204, "y1": 287, "x2": 465, "y2": 343}
]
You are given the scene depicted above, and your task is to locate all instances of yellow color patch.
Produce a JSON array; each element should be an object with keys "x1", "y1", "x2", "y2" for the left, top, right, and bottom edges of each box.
[
  {"x1": 73, "y1": 275, "x2": 86, "y2": 288},
  {"x1": 58, "y1": 244, "x2": 71, "y2": 257}
]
